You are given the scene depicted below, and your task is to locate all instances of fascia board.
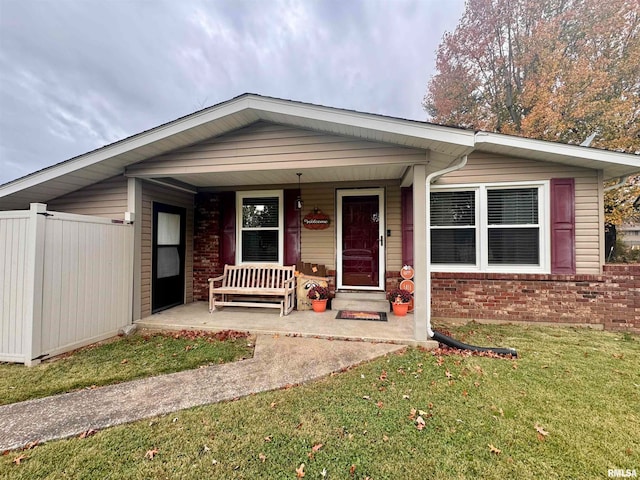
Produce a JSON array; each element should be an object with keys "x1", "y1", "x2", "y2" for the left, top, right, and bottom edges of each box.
[
  {"x1": 0, "y1": 96, "x2": 257, "y2": 198},
  {"x1": 475, "y1": 132, "x2": 640, "y2": 176},
  {"x1": 246, "y1": 96, "x2": 476, "y2": 148}
]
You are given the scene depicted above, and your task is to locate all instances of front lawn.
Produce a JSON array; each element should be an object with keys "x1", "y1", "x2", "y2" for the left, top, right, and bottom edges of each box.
[
  {"x1": 2, "y1": 324, "x2": 638, "y2": 479},
  {"x1": 0, "y1": 329, "x2": 254, "y2": 405}
]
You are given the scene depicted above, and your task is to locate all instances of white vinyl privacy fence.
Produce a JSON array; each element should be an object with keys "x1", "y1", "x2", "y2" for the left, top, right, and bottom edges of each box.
[{"x1": 1, "y1": 204, "x2": 133, "y2": 365}]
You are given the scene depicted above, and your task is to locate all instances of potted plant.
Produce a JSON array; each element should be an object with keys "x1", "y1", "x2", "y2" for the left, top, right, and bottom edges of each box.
[
  {"x1": 388, "y1": 287, "x2": 412, "y2": 316},
  {"x1": 308, "y1": 285, "x2": 330, "y2": 312}
]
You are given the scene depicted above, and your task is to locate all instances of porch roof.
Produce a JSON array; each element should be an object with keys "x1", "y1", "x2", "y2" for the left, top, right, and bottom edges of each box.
[{"x1": 1, "y1": 93, "x2": 639, "y2": 209}]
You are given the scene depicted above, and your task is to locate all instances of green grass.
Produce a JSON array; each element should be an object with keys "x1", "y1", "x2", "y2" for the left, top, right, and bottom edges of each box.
[
  {"x1": 0, "y1": 330, "x2": 254, "y2": 405},
  {"x1": 2, "y1": 323, "x2": 638, "y2": 479}
]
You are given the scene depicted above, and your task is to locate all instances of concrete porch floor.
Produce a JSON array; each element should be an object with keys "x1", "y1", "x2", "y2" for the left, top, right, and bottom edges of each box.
[{"x1": 136, "y1": 301, "x2": 434, "y2": 347}]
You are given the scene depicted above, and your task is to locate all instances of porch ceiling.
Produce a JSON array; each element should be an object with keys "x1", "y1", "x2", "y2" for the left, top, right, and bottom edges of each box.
[{"x1": 159, "y1": 163, "x2": 410, "y2": 188}]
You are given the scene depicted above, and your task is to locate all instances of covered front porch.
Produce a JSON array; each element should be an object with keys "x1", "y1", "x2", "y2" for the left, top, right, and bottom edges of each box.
[{"x1": 136, "y1": 301, "x2": 428, "y2": 346}]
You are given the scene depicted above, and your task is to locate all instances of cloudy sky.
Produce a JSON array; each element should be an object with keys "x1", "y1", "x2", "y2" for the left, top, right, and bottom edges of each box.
[{"x1": 0, "y1": 0, "x2": 465, "y2": 185}]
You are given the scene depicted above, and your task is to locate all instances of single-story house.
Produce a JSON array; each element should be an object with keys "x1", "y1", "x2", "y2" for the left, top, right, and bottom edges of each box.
[{"x1": 1, "y1": 93, "x2": 639, "y2": 361}]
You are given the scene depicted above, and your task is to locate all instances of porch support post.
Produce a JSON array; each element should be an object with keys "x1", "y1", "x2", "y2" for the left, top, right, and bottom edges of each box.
[
  {"x1": 412, "y1": 164, "x2": 428, "y2": 343},
  {"x1": 127, "y1": 177, "x2": 143, "y2": 322}
]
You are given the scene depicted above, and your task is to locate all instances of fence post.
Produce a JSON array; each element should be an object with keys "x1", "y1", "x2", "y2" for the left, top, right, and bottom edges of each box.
[{"x1": 24, "y1": 203, "x2": 47, "y2": 366}]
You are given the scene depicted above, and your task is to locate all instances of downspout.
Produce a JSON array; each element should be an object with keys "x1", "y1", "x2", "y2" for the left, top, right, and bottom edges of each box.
[{"x1": 425, "y1": 155, "x2": 468, "y2": 338}]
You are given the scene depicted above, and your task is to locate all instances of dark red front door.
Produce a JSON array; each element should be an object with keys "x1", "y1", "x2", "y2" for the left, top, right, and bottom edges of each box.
[{"x1": 338, "y1": 189, "x2": 384, "y2": 289}]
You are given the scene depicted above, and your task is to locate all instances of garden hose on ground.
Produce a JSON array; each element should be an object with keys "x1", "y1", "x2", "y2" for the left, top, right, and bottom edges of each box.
[{"x1": 431, "y1": 331, "x2": 518, "y2": 358}]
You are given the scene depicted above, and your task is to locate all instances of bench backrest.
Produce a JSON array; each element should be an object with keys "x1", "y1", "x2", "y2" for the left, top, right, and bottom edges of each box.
[{"x1": 222, "y1": 264, "x2": 295, "y2": 289}]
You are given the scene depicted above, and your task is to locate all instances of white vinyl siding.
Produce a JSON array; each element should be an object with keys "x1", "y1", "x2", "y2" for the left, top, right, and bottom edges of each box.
[{"x1": 47, "y1": 175, "x2": 128, "y2": 220}]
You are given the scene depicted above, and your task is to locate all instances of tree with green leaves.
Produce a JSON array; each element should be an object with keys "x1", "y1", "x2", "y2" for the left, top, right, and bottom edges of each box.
[{"x1": 424, "y1": 0, "x2": 640, "y2": 226}]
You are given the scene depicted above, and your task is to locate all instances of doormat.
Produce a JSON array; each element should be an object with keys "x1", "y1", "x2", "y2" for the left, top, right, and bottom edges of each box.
[{"x1": 336, "y1": 310, "x2": 387, "y2": 322}]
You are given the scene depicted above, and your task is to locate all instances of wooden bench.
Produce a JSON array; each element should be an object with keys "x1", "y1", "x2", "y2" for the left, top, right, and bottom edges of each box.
[{"x1": 208, "y1": 264, "x2": 296, "y2": 316}]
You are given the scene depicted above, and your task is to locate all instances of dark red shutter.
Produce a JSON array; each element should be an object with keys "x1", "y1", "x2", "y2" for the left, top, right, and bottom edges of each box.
[
  {"x1": 220, "y1": 191, "x2": 236, "y2": 266},
  {"x1": 401, "y1": 187, "x2": 414, "y2": 267},
  {"x1": 284, "y1": 189, "x2": 301, "y2": 266},
  {"x1": 550, "y1": 178, "x2": 576, "y2": 274}
]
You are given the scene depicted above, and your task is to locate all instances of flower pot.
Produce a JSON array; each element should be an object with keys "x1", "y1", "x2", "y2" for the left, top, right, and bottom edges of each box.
[
  {"x1": 312, "y1": 299, "x2": 328, "y2": 312},
  {"x1": 392, "y1": 302, "x2": 409, "y2": 316}
]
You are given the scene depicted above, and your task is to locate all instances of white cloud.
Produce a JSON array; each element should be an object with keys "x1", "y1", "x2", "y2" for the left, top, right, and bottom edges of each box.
[{"x1": 0, "y1": 0, "x2": 465, "y2": 185}]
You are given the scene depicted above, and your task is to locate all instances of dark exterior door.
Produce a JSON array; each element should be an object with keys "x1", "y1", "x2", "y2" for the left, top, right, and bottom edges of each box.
[
  {"x1": 337, "y1": 189, "x2": 385, "y2": 289},
  {"x1": 152, "y1": 203, "x2": 186, "y2": 313}
]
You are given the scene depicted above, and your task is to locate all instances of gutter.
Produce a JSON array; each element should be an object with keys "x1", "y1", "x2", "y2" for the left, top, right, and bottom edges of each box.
[{"x1": 425, "y1": 155, "x2": 468, "y2": 338}]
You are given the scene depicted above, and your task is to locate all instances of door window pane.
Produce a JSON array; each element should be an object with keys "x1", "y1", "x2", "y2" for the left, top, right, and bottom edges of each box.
[
  {"x1": 157, "y1": 212, "x2": 181, "y2": 245},
  {"x1": 157, "y1": 246, "x2": 180, "y2": 278}
]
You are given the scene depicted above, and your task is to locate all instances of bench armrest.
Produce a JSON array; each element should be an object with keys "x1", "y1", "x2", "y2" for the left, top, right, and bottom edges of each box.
[
  {"x1": 208, "y1": 275, "x2": 225, "y2": 285},
  {"x1": 282, "y1": 276, "x2": 296, "y2": 288}
]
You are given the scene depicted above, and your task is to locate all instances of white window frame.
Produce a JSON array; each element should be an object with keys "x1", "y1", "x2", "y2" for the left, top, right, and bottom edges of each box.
[
  {"x1": 236, "y1": 190, "x2": 284, "y2": 265},
  {"x1": 430, "y1": 181, "x2": 550, "y2": 274}
]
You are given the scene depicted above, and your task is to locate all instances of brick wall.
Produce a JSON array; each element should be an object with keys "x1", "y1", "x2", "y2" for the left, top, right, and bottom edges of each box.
[
  {"x1": 193, "y1": 193, "x2": 222, "y2": 301},
  {"x1": 427, "y1": 265, "x2": 639, "y2": 332}
]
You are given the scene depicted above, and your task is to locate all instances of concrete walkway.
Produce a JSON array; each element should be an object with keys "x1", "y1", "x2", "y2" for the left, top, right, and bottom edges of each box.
[{"x1": 0, "y1": 335, "x2": 404, "y2": 451}]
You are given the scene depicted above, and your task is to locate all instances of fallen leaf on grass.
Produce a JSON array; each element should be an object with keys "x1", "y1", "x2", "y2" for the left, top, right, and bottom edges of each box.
[
  {"x1": 78, "y1": 429, "x2": 97, "y2": 439},
  {"x1": 120, "y1": 358, "x2": 128, "y2": 364},
  {"x1": 264, "y1": 435, "x2": 272, "y2": 442},
  {"x1": 349, "y1": 464, "x2": 357, "y2": 476},
  {"x1": 535, "y1": 423, "x2": 549, "y2": 441},
  {"x1": 408, "y1": 408, "x2": 417, "y2": 421},
  {"x1": 259, "y1": 453, "x2": 267, "y2": 463},
  {"x1": 379, "y1": 370, "x2": 388, "y2": 381},
  {"x1": 376, "y1": 401, "x2": 384, "y2": 409},
  {"x1": 23, "y1": 440, "x2": 39, "y2": 450},
  {"x1": 296, "y1": 463, "x2": 305, "y2": 477},
  {"x1": 145, "y1": 448, "x2": 158, "y2": 460},
  {"x1": 308, "y1": 443, "x2": 323, "y2": 458},
  {"x1": 488, "y1": 444, "x2": 501, "y2": 454},
  {"x1": 415, "y1": 416, "x2": 426, "y2": 431},
  {"x1": 445, "y1": 369, "x2": 452, "y2": 379},
  {"x1": 13, "y1": 454, "x2": 28, "y2": 465}
]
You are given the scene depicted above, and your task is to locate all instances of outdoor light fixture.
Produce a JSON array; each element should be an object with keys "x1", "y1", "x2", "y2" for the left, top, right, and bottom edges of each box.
[{"x1": 295, "y1": 173, "x2": 303, "y2": 210}]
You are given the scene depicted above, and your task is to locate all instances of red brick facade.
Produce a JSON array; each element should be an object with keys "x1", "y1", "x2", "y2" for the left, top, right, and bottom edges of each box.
[
  {"x1": 430, "y1": 265, "x2": 639, "y2": 332},
  {"x1": 193, "y1": 193, "x2": 223, "y2": 301}
]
